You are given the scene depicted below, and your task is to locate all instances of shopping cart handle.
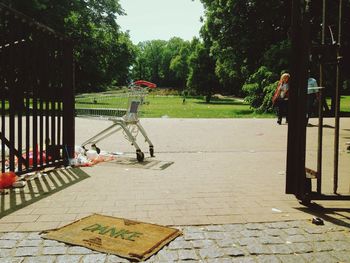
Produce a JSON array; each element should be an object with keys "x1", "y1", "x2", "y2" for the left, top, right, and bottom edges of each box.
[{"x1": 132, "y1": 80, "x2": 157, "y2": 88}]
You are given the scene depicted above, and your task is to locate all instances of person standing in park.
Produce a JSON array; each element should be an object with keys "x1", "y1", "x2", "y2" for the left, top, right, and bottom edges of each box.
[{"x1": 272, "y1": 73, "x2": 290, "y2": 125}]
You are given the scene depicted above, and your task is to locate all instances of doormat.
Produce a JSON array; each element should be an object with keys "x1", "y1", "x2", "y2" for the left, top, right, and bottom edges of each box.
[
  {"x1": 104, "y1": 157, "x2": 174, "y2": 170},
  {"x1": 41, "y1": 214, "x2": 182, "y2": 262}
]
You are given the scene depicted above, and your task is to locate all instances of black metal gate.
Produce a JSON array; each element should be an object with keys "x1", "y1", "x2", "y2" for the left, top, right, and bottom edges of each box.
[
  {"x1": 0, "y1": 3, "x2": 75, "y2": 175},
  {"x1": 286, "y1": 0, "x2": 350, "y2": 204}
]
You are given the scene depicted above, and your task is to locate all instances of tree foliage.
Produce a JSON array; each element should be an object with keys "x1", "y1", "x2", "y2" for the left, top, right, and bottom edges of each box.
[
  {"x1": 131, "y1": 37, "x2": 193, "y2": 88},
  {"x1": 200, "y1": 0, "x2": 290, "y2": 96}
]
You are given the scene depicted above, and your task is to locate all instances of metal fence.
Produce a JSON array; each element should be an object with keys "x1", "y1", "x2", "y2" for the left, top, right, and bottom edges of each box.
[
  {"x1": 0, "y1": 3, "x2": 75, "y2": 175},
  {"x1": 286, "y1": 0, "x2": 350, "y2": 204}
]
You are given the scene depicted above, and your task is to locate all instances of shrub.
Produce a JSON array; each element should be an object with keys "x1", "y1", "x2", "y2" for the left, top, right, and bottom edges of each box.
[{"x1": 242, "y1": 66, "x2": 278, "y2": 113}]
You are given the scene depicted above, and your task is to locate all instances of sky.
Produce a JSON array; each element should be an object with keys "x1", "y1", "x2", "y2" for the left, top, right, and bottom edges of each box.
[{"x1": 117, "y1": 0, "x2": 205, "y2": 44}]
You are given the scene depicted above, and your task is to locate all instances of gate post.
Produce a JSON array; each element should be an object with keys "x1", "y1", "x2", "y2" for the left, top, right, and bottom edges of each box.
[
  {"x1": 63, "y1": 42, "x2": 75, "y2": 161},
  {"x1": 286, "y1": 0, "x2": 311, "y2": 201}
]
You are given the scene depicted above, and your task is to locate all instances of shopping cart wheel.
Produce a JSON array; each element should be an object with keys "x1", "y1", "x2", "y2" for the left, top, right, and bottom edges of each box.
[
  {"x1": 149, "y1": 146, "x2": 155, "y2": 157},
  {"x1": 136, "y1": 150, "x2": 144, "y2": 162},
  {"x1": 91, "y1": 144, "x2": 101, "y2": 154}
]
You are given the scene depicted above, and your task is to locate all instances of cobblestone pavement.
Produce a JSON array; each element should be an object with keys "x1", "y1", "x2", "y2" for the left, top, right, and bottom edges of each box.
[{"x1": 1, "y1": 220, "x2": 349, "y2": 263}]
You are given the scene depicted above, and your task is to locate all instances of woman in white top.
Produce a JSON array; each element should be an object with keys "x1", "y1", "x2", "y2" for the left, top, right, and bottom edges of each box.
[{"x1": 272, "y1": 73, "x2": 290, "y2": 125}]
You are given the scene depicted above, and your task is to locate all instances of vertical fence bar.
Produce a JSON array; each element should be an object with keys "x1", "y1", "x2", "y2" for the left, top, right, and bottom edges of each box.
[
  {"x1": 0, "y1": 7, "x2": 6, "y2": 173},
  {"x1": 62, "y1": 41, "x2": 75, "y2": 161},
  {"x1": 333, "y1": 0, "x2": 343, "y2": 194},
  {"x1": 16, "y1": 18, "x2": 26, "y2": 173},
  {"x1": 50, "y1": 38, "x2": 57, "y2": 163},
  {"x1": 8, "y1": 15, "x2": 16, "y2": 172},
  {"x1": 317, "y1": 0, "x2": 326, "y2": 194}
]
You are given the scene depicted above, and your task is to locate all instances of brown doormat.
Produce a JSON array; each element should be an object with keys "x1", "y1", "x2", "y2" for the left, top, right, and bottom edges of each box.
[{"x1": 41, "y1": 214, "x2": 182, "y2": 261}]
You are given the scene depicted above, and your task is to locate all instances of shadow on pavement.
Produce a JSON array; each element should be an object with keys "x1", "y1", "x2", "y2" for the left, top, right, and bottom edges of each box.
[
  {"x1": 296, "y1": 203, "x2": 350, "y2": 228},
  {"x1": 0, "y1": 168, "x2": 90, "y2": 219}
]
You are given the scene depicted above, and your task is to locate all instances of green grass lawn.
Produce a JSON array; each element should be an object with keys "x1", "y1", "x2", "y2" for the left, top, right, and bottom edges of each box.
[
  {"x1": 141, "y1": 96, "x2": 274, "y2": 118},
  {"x1": 75, "y1": 94, "x2": 274, "y2": 118},
  {"x1": 326, "y1": 95, "x2": 350, "y2": 113}
]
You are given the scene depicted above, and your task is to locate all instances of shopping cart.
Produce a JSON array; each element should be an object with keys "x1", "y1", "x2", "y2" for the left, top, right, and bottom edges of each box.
[{"x1": 75, "y1": 80, "x2": 156, "y2": 162}]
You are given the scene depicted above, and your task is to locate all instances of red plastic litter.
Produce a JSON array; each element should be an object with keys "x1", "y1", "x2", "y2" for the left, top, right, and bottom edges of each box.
[{"x1": 0, "y1": 171, "x2": 17, "y2": 189}]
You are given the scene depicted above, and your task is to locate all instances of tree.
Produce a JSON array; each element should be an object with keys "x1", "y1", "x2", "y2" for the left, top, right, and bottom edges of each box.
[
  {"x1": 131, "y1": 37, "x2": 193, "y2": 88},
  {"x1": 200, "y1": 0, "x2": 290, "y2": 95},
  {"x1": 242, "y1": 66, "x2": 278, "y2": 112},
  {"x1": 187, "y1": 38, "x2": 219, "y2": 102},
  {"x1": 4, "y1": 0, "x2": 135, "y2": 93}
]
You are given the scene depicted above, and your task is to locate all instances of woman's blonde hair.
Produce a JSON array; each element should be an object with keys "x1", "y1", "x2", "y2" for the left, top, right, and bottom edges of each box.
[{"x1": 280, "y1": 73, "x2": 290, "y2": 82}]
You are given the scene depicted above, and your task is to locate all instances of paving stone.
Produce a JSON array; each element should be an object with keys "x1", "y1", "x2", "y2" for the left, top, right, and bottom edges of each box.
[
  {"x1": 290, "y1": 242, "x2": 313, "y2": 253},
  {"x1": 245, "y1": 223, "x2": 266, "y2": 230},
  {"x1": 285, "y1": 221, "x2": 306, "y2": 228},
  {"x1": 26, "y1": 233, "x2": 42, "y2": 240},
  {"x1": 205, "y1": 225, "x2": 225, "y2": 232},
  {"x1": 238, "y1": 237, "x2": 259, "y2": 246},
  {"x1": 198, "y1": 246, "x2": 225, "y2": 259},
  {"x1": 304, "y1": 227, "x2": 327, "y2": 234},
  {"x1": 268, "y1": 244, "x2": 293, "y2": 254},
  {"x1": 216, "y1": 238, "x2": 239, "y2": 248},
  {"x1": 223, "y1": 231, "x2": 243, "y2": 239},
  {"x1": 283, "y1": 228, "x2": 305, "y2": 235},
  {"x1": 157, "y1": 250, "x2": 179, "y2": 261},
  {"x1": 240, "y1": 229, "x2": 262, "y2": 237},
  {"x1": 204, "y1": 231, "x2": 226, "y2": 240},
  {"x1": 0, "y1": 258, "x2": 25, "y2": 263},
  {"x1": 301, "y1": 252, "x2": 339, "y2": 263},
  {"x1": 222, "y1": 224, "x2": 245, "y2": 232},
  {"x1": 43, "y1": 240, "x2": 65, "y2": 247},
  {"x1": 266, "y1": 222, "x2": 290, "y2": 229},
  {"x1": 331, "y1": 240, "x2": 350, "y2": 251},
  {"x1": 263, "y1": 228, "x2": 285, "y2": 237},
  {"x1": 308, "y1": 233, "x2": 327, "y2": 242},
  {"x1": 15, "y1": 247, "x2": 40, "y2": 257},
  {"x1": 191, "y1": 239, "x2": 216, "y2": 248},
  {"x1": 56, "y1": 255, "x2": 83, "y2": 263},
  {"x1": 0, "y1": 240, "x2": 17, "y2": 248},
  {"x1": 183, "y1": 226, "x2": 205, "y2": 233},
  {"x1": 176, "y1": 260, "x2": 205, "y2": 263},
  {"x1": 18, "y1": 239, "x2": 42, "y2": 247},
  {"x1": 67, "y1": 246, "x2": 93, "y2": 254},
  {"x1": 42, "y1": 246, "x2": 68, "y2": 255},
  {"x1": 329, "y1": 250, "x2": 350, "y2": 262},
  {"x1": 178, "y1": 249, "x2": 199, "y2": 260},
  {"x1": 312, "y1": 241, "x2": 334, "y2": 252},
  {"x1": 256, "y1": 255, "x2": 281, "y2": 263},
  {"x1": 0, "y1": 248, "x2": 13, "y2": 258},
  {"x1": 105, "y1": 255, "x2": 130, "y2": 263},
  {"x1": 327, "y1": 231, "x2": 349, "y2": 241},
  {"x1": 246, "y1": 244, "x2": 271, "y2": 255},
  {"x1": 183, "y1": 232, "x2": 205, "y2": 240},
  {"x1": 23, "y1": 256, "x2": 56, "y2": 263},
  {"x1": 285, "y1": 234, "x2": 307, "y2": 243},
  {"x1": 278, "y1": 254, "x2": 306, "y2": 263},
  {"x1": 258, "y1": 236, "x2": 284, "y2": 245},
  {"x1": 168, "y1": 240, "x2": 193, "y2": 249},
  {"x1": 144, "y1": 255, "x2": 159, "y2": 263},
  {"x1": 1, "y1": 233, "x2": 28, "y2": 240},
  {"x1": 206, "y1": 258, "x2": 233, "y2": 263},
  {"x1": 231, "y1": 257, "x2": 256, "y2": 263},
  {"x1": 222, "y1": 247, "x2": 245, "y2": 257},
  {"x1": 82, "y1": 254, "x2": 107, "y2": 263}
]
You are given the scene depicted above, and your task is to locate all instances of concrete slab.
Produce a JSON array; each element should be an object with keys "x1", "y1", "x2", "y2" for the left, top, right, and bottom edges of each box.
[{"x1": 0, "y1": 118, "x2": 349, "y2": 231}]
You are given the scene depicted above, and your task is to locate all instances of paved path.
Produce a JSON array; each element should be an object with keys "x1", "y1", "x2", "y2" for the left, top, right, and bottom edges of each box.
[
  {"x1": 1, "y1": 220, "x2": 349, "y2": 262},
  {"x1": 1, "y1": 118, "x2": 349, "y2": 262},
  {"x1": 1, "y1": 118, "x2": 349, "y2": 230}
]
